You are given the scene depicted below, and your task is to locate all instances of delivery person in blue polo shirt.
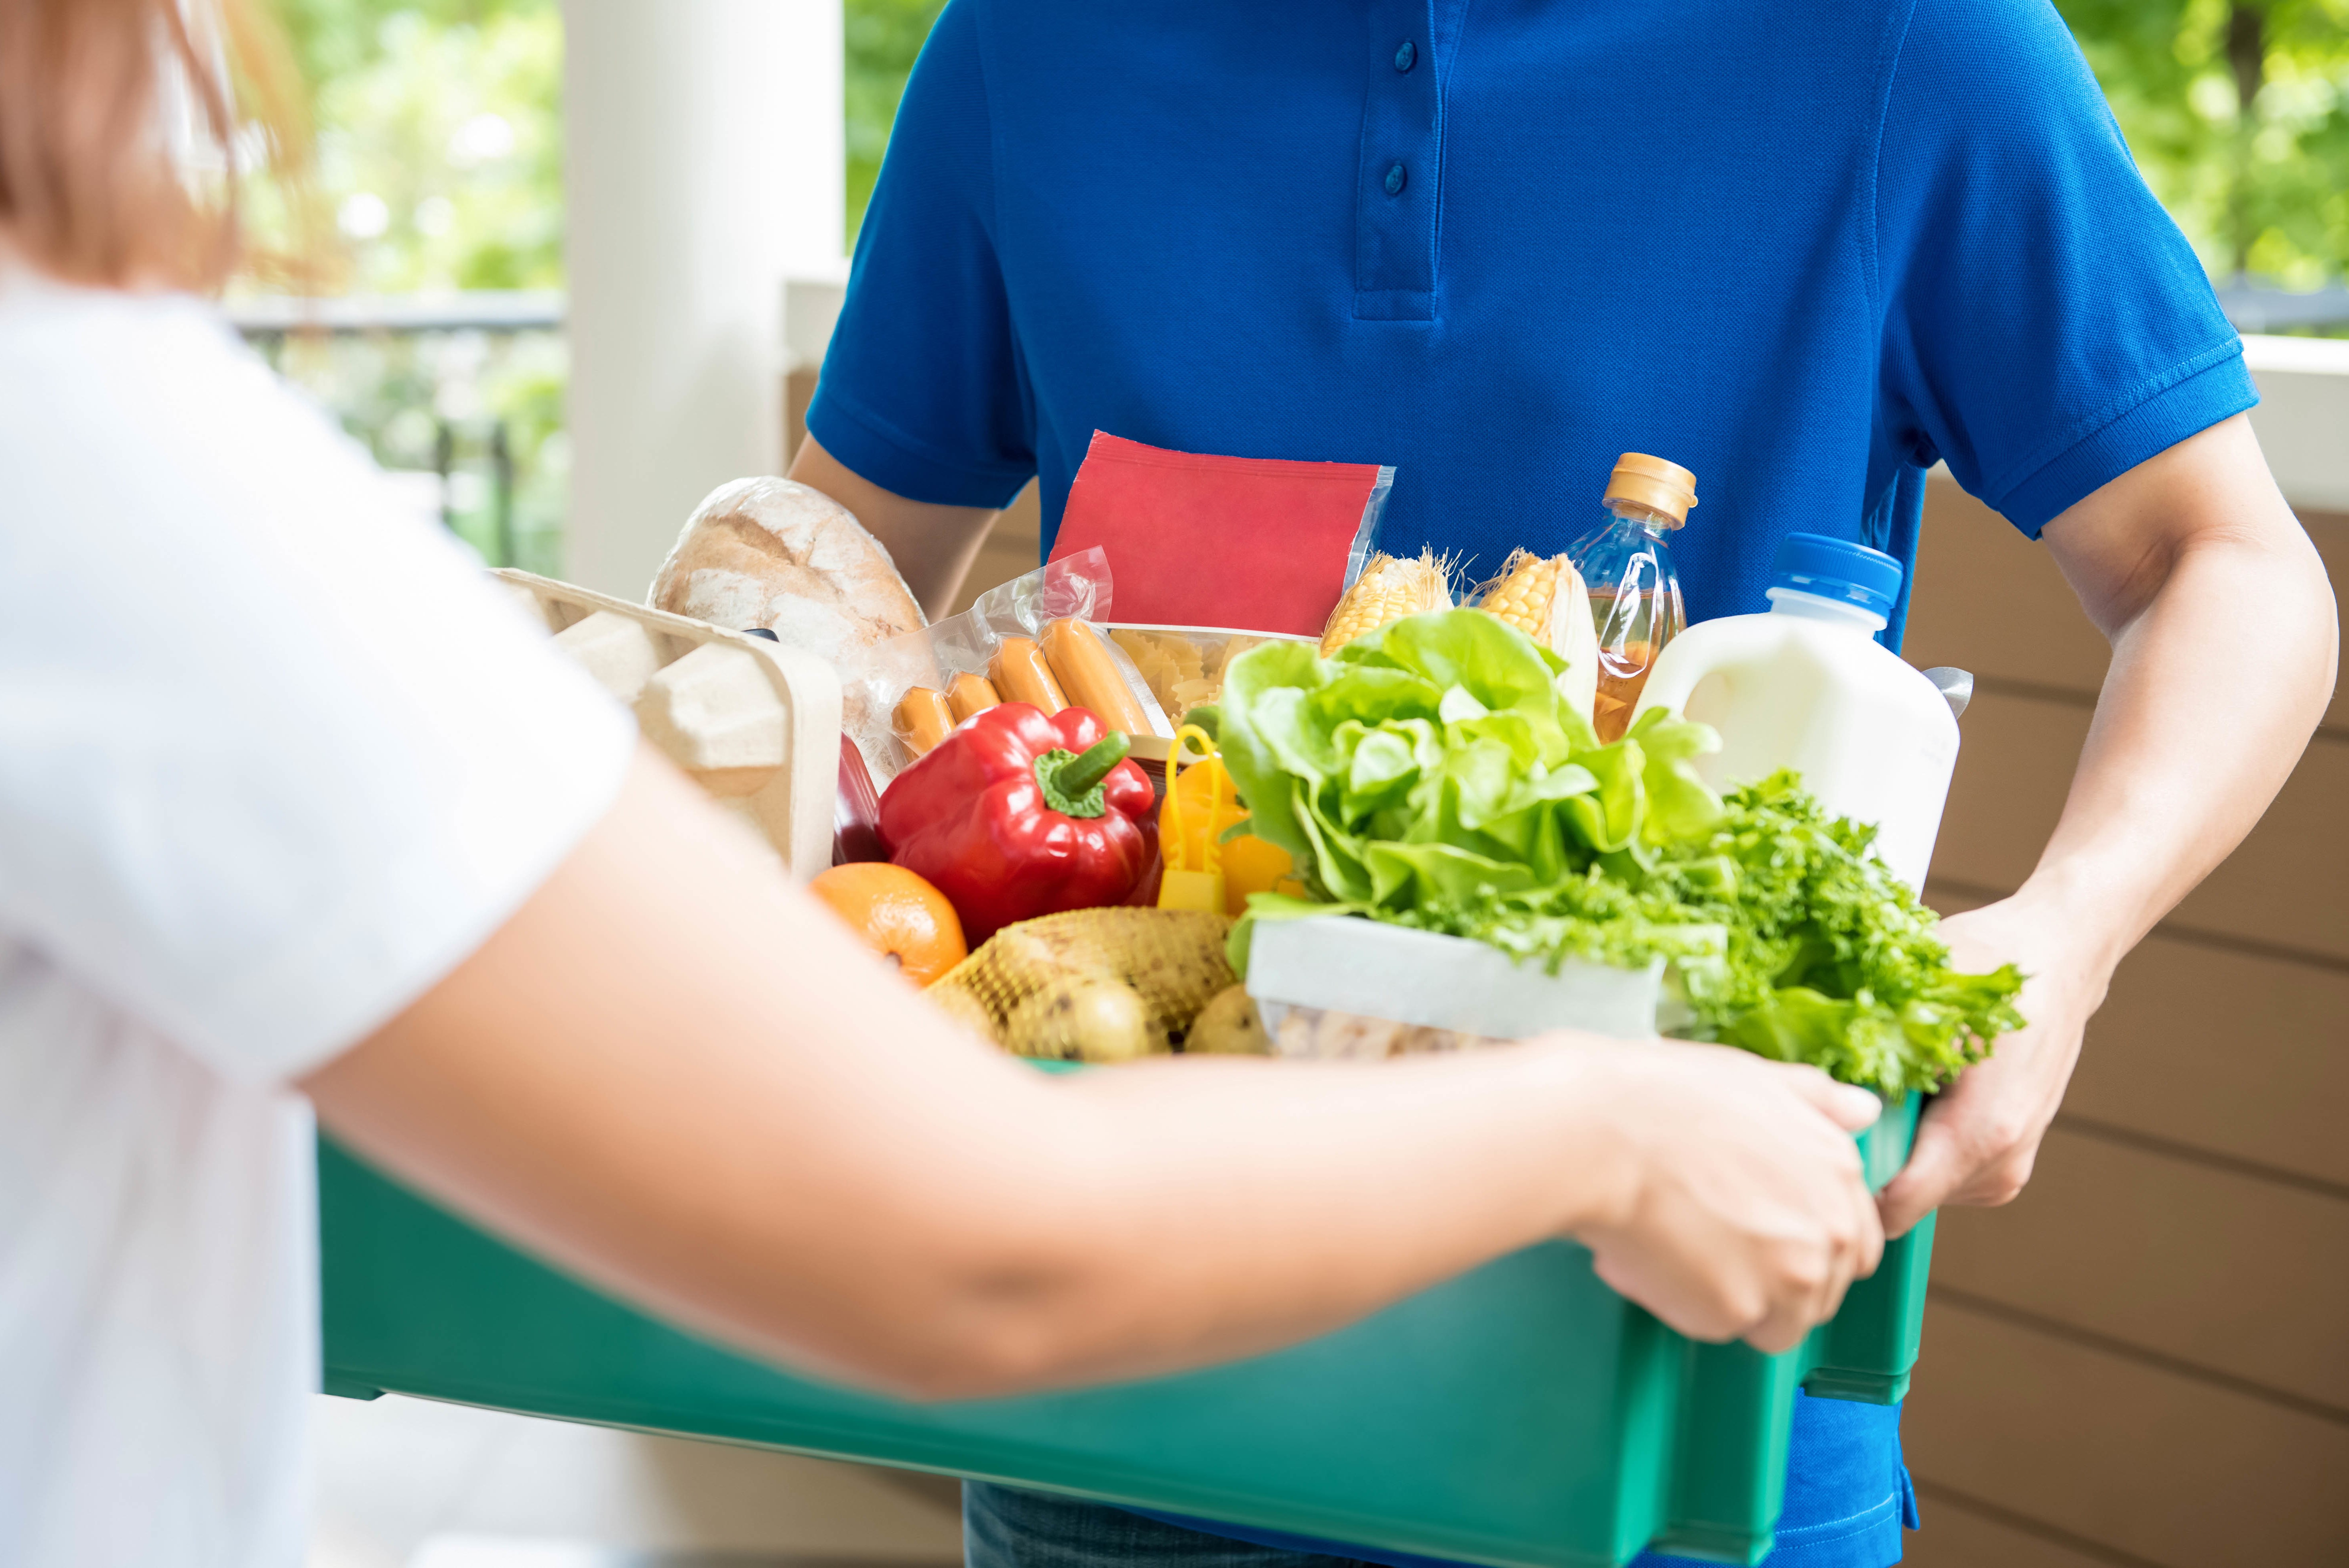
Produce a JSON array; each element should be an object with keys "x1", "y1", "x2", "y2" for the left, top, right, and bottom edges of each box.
[{"x1": 785, "y1": 1, "x2": 2339, "y2": 1564}]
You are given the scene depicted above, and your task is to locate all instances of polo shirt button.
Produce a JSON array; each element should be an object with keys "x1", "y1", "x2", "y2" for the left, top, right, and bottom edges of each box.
[
  {"x1": 1384, "y1": 161, "x2": 1408, "y2": 196},
  {"x1": 1394, "y1": 40, "x2": 1416, "y2": 72}
]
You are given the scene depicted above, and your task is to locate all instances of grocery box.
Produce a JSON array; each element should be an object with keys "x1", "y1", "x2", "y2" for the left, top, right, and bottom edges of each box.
[
  {"x1": 320, "y1": 1102, "x2": 1932, "y2": 1568},
  {"x1": 318, "y1": 578, "x2": 1941, "y2": 1567}
]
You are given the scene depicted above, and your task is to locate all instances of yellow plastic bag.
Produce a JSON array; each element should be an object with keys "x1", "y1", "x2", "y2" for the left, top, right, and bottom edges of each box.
[{"x1": 1157, "y1": 726, "x2": 1299, "y2": 919}]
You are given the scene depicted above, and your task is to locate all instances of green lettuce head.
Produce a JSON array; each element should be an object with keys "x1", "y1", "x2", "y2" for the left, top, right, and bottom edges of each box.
[{"x1": 1213, "y1": 609, "x2": 2022, "y2": 1097}]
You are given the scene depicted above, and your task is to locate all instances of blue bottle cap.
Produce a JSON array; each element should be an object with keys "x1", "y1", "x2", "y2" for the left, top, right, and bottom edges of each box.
[{"x1": 1770, "y1": 533, "x2": 1903, "y2": 616}]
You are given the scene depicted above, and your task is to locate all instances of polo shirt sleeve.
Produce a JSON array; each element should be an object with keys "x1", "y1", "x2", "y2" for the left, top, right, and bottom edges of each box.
[
  {"x1": 805, "y1": 0, "x2": 1036, "y2": 508},
  {"x1": 1873, "y1": 0, "x2": 2257, "y2": 537}
]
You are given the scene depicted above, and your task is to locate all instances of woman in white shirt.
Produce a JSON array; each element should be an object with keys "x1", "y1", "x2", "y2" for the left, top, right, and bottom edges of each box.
[{"x1": 0, "y1": 4, "x2": 1891, "y2": 1564}]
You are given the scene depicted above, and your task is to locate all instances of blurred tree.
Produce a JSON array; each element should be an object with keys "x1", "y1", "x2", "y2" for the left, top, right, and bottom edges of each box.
[
  {"x1": 262, "y1": 2, "x2": 2342, "y2": 285},
  {"x1": 264, "y1": 0, "x2": 563, "y2": 294},
  {"x1": 846, "y1": 0, "x2": 947, "y2": 240},
  {"x1": 2056, "y1": 0, "x2": 2349, "y2": 285},
  {"x1": 249, "y1": 0, "x2": 2338, "y2": 562},
  {"x1": 248, "y1": 2, "x2": 567, "y2": 569}
]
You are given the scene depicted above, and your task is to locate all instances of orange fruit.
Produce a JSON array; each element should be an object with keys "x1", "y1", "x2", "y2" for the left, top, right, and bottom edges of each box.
[{"x1": 808, "y1": 862, "x2": 968, "y2": 986}]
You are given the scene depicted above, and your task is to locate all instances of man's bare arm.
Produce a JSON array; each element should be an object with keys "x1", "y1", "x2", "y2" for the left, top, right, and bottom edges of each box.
[
  {"x1": 789, "y1": 434, "x2": 1002, "y2": 618},
  {"x1": 1880, "y1": 412, "x2": 2338, "y2": 1233}
]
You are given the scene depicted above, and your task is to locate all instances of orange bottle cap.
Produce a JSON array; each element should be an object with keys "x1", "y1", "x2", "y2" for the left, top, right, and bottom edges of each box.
[{"x1": 1603, "y1": 453, "x2": 1699, "y2": 529}]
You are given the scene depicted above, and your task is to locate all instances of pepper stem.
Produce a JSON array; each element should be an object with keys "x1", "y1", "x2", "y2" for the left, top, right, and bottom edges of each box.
[
  {"x1": 1033, "y1": 732, "x2": 1130, "y2": 819},
  {"x1": 1060, "y1": 732, "x2": 1130, "y2": 794}
]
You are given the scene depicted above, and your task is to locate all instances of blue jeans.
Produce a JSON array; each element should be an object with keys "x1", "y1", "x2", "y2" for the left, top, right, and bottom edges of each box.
[{"x1": 963, "y1": 1394, "x2": 1915, "y2": 1568}]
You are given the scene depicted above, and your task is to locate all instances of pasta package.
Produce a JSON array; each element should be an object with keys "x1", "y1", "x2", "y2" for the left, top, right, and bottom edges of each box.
[{"x1": 1105, "y1": 624, "x2": 1311, "y2": 728}]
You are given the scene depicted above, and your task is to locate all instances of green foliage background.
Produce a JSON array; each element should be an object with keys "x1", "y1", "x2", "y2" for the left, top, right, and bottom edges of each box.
[
  {"x1": 254, "y1": 0, "x2": 2341, "y2": 566},
  {"x1": 267, "y1": 1, "x2": 2347, "y2": 299},
  {"x1": 276, "y1": 0, "x2": 563, "y2": 292},
  {"x1": 847, "y1": 0, "x2": 956, "y2": 241},
  {"x1": 2055, "y1": 0, "x2": 2349, "y2": 287},
  {"x1": 258, "y1": 2, "x2": 566, "y2": 570}
]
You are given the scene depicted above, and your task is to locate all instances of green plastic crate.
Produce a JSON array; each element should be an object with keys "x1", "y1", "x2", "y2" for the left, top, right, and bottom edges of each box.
[{"x1": 319, "y1": 1089, "x2": 1931, "y2": 1568}]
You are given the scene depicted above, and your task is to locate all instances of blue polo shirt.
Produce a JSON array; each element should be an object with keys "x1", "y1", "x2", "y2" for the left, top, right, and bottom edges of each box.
[{"x1": 810, "y1": 1, "x2": 2253, "y2": 1562}]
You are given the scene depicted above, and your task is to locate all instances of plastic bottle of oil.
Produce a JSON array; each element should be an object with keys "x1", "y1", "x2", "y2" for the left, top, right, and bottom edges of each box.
[
  {"x1": 1567, "y1": 454, "x2": 1696, "y2": 742},
  {"x1": 1630, "y1": 533, "x2": 1960, "y2": 889}
]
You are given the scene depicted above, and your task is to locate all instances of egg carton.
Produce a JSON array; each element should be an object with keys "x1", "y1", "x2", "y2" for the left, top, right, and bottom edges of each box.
[{"x1": 495, "y1": 569, "x2": 841, "y2": 878}]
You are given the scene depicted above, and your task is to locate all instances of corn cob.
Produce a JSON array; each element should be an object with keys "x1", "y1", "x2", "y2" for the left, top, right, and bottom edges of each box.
[
  {"x1": 1475, "y1": 550, "x2": 1601, "y2": 726},
  {"x1": 1319, "y1": 549, "x2": 1452, "y2": 657},
  {"x1": 1478, "y1": 550, "x2": 1561, "y2": 639}
]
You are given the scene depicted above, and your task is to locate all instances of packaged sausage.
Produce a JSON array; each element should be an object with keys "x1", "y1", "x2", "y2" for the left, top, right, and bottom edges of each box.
[{"x1": 843, "y1": 547, "x2": 1173, "y2": 782}]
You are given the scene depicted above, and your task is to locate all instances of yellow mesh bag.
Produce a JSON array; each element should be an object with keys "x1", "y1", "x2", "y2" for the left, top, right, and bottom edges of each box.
[{"x1": 927, "y1": 907, "x2": 1261, "y2": 1062}]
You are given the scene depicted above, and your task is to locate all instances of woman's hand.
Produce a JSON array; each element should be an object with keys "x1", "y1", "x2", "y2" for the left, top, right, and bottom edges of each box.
[{"x1": 1552, "y1": 1040, "x2": 1885, "y2": 1354}]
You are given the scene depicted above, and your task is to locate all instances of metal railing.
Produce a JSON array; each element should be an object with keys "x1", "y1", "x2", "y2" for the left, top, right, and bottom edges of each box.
[
  {"x1": 224, "y1": 277, "x2": 2344, "y2": 576},
  {"x1": 228, "y1": 292, "x2": 565, "y2": 571},
  {"x1": 225, "y1": 290, "x2": 563, "y2": 336},
  {"x1": 2213, "y1": 280, "x2": 2349, "y2": 335}
]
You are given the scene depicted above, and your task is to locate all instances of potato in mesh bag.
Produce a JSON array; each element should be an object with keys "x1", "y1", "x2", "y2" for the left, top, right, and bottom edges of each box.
[{"x1": 928, "y1": 907, "x2": 1238, "y2": 1062}]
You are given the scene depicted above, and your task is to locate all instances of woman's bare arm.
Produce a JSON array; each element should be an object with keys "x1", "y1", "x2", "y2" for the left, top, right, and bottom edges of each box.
[{"x1": 305, "y1": 746, "x2": 1884, "y2": 1398}]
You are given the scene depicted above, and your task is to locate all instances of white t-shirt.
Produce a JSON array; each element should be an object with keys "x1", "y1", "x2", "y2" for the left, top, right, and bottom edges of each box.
[{"x1": 0, "y1": 276, "x2": 635, "y2": 1567}]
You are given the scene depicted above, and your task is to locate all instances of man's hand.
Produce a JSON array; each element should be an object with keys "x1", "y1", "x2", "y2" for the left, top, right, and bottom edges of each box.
[
  {"x1": 1560, "y1": 1040, "x2": 1886, "y2": 1354},
  {"x1": 1876, "y1": 899, "x2": 2102, "y2": 1236}
]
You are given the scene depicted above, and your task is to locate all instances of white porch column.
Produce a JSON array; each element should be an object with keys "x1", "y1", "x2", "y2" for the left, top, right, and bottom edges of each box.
[{"x1": 561, "y1": 0, "x2": 844, "y2": 599}]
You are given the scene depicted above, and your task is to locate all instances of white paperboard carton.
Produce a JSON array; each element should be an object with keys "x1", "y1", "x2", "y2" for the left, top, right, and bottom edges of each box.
[
  {"x1": 496, "y1": 569, "x2": 841, "y2": 878},
  {"x1": 1245, "y1": 917, "x2": 1662, "y2": 1057}
]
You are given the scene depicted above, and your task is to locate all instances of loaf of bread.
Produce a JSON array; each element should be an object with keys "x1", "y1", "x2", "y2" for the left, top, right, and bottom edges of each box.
[{"x1": 649, "y1": 477, "x2": 925, "y2": 665}]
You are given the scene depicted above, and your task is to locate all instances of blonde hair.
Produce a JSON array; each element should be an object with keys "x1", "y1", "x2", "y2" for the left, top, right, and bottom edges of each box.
[{"x1": 0, "y1": 0, "x2": 313, "y2": 291}]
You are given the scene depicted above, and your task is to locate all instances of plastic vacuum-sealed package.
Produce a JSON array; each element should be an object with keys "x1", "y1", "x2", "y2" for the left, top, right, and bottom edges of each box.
[
  {"x1": 843, "y1": 547, "x2": 1173, "y2": 782},
  {"x1": 1104, "y1": 624, "x2": 1313, "y2": 729}
]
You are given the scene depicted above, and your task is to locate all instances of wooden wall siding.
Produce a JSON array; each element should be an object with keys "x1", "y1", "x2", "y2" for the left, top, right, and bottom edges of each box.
[
  {"x1": 1906, "y1": 487, "x2": 2347, "y2": 738},
  {"x1": 1901, "y1": 1486, "x2": 2154, "y2": 1568},
  {"x1": 1904, "y1": 1304, "x2": 2349, "y2": 1566},
  {"x1": 1931, "y1": 1128, "x2": 2349, "y2": 1411},
  {"x1": 2056, "y1": 938, "x2": 2349, "y2": 1191},
  {"x1": 1931, "y1": 692, "x2": 2349, "y2": 963},
  {"x1": 1900, "y1": 475, "x2": 2348, "y2": 1567},
  {"x1": 1929, "y1": 891, "x2": 2349, "y2": 1192},
  {"x1": 949, "y1": 481, "x2": 1044, "y2": 617}
]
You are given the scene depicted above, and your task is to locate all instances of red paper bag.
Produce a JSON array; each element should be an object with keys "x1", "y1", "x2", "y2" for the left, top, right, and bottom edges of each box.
[{"x1": 1048, "y1": 432, "x2": 1394, "y2": 636}]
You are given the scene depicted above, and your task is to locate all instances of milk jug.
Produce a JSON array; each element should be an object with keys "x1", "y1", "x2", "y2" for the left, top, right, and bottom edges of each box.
[{"x1": 1630, "y1": 534, "x2": 1958, "y2": 888}]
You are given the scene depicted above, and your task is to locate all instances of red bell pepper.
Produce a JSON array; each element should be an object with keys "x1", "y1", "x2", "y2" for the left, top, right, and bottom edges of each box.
[{"x1": 879, "y1": 703, "x2": 1157, "y2": 942}]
